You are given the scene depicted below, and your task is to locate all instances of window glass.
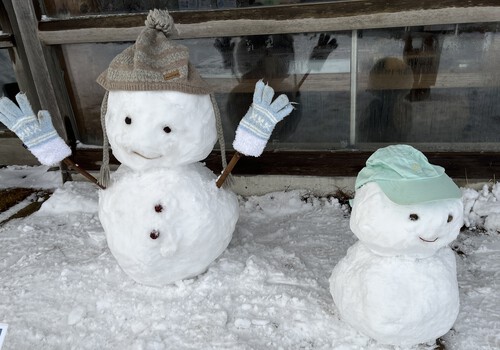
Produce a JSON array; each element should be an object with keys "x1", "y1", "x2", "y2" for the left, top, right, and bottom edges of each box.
[
  {"x1": 60, "y1": 23, "x2": 500, "y2": 151},
  {"x1": 210, "y1": 32, "x2": 351, "y2": 150},
  {"x1": 61, "y1": 31, "x2": 352, "y2": 148},
  {"x1": 355, "y1": 24, "x2": 500, "y2": 150}
]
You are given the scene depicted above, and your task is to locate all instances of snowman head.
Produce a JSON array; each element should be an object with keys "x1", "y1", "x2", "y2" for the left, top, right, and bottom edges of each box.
[
  {"x1": 96, "y1": 9, "x2": 220, "y2": 172},
  {"x1": 350, "y1": 145, "x2": 463, "y2": 258},
  {"x1": 105, "y1": 90, "x2": 217, "y2": 170}
]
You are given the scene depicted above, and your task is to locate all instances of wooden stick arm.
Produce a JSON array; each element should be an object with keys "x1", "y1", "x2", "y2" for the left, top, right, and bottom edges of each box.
[
  {"x1": 216, "y1": 152, "x2": 242, "y2": 188},
  {"x1": 62, "y1": 158, "x2": 106, "y2": 190}
]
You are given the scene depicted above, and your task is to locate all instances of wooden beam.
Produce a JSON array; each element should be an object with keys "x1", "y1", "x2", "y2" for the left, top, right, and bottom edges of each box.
[
  {"x1": 4, "y1": 0, "x2": 70, "y2": 139},
  {"x1": 0, "y1": 33, "x2": 13, "y2": 48},
  {"x1": 71, "y1": 148, "x2": 500, "y2": 181},
  {"x1": 0, "y1": 2, "x2": 40, "y2": 117},
  {"x1": 38, "y1": 0, "x2": 500, "y2": 45}
]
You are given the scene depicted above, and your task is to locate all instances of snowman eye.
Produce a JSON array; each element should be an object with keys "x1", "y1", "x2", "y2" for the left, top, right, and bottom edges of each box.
[
  {"x1": 163, "y1": 126, "x2": 172, "y2": 134},
  {"x1": 447, "y1": 214, "x2": 453, "y2": 223},
  {"x1": 150, "y1": 230, "x2": 160, "y2": 240},
  {"x1": 409, "y1": 213, "x2": 419, "y2": 221},
  {"x1": 125, "y1": 116, "x2": 132, "y2": 125}
]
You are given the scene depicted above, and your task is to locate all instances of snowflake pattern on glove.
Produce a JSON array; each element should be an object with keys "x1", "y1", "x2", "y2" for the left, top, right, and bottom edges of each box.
[
  {"x1": 233, "y1": 80, "x2": 294, "y2": 157},
  {"x1": 0, "y1": 93, "x2": 71, "y2": 165}
]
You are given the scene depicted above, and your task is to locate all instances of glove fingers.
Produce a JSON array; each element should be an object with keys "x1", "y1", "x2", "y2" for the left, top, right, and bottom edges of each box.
[
  {"x1": 261, "y1": 84, "x2": 275, "y2": 105},
  {"x1": 38, "y1": 110, "x2": 55, "y2": 129},
  {"x1": 16, "y1": 93, "x2": 35, "y2": 116},
  {"x1": 252, "y1": 80, "x2": 266, "y2": 104},
  {"x1": 275, "y1": 103, "x2": 294, "y2": 120},
  {"x1": 0, "y1": 96, "x2": 22, "y2": 123},
  {"x1": 269, "y1": 94, "x2": 290, "y2": 112}
]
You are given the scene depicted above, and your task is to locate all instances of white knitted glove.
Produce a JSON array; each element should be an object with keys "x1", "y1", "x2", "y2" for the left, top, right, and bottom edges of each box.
[
  {"x1": 0, "y1": 93, "x2": 71, "y2": 165},
  {"x1": 233, "y1": 80, "x2": 294, "y2": 157}
]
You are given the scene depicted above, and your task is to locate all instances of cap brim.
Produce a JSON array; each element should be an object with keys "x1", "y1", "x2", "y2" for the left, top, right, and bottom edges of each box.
[{"x1": 377, "y1": 172, "x2": 462, "y2": 205}]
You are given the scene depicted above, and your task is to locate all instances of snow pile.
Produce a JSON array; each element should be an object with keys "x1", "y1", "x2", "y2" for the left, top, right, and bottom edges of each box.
[
  {"x1": 0, "y1": 167, "x2": 499, "y2": 349},
  {"x1": 0, "y1": 165, "x2": 62, "y2": 190},
  {"x1": 37, "y1": 181, "x2": 98, "y2": 215},
  {"x1": 462, "y1": 183, "x2": 500, "y2": 232}
]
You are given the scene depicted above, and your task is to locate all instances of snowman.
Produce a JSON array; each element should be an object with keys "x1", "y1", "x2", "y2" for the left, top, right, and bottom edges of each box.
[
  {"x1": 94, "y1": 10, "x2": 293, "y2": 286},
  {"x1": 329, "y1": 145, "x2": 463, "y2": 347}
]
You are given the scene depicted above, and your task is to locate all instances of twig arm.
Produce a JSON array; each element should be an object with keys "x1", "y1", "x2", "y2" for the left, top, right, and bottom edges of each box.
[
  {"x1": 216, "y1": 152, "x2": 242, "y2": 188},
  {"x1": 62, "y1": 158, "x2": 106, "y2": 190}
]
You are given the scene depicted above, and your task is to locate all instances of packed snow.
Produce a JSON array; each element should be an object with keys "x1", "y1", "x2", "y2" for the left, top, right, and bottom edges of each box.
[
  {"x1": 0, "y1": 166, "x2": 499, "y2": 349},
  {"x1": 100, "y1": 164, "x2": 238, "y2": 286},
  {"x1": 330, "y1": 181, "x2": 463, "y2": 346}
]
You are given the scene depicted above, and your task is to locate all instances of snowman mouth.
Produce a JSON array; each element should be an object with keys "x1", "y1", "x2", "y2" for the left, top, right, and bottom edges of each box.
[
  {"x1": 419, "y1": 236, "x2": 438, "y2": 243},
  {"x1": 132, "y1": 151, "x2": 162, "y2": 160}
]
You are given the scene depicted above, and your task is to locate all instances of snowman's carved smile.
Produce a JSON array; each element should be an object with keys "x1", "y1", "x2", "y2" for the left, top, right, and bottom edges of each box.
[
  {"x1": 132, "y1": 150, "x2": 162, "y2": 160},
  {"x1": 419, "y1": 236, "x2": 438, "y2": 243}
]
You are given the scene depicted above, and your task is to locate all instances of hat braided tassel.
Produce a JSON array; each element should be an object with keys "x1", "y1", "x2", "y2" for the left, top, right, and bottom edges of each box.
[{"x1": 98, "y1": 91, "x2": 110, "y2": 189}]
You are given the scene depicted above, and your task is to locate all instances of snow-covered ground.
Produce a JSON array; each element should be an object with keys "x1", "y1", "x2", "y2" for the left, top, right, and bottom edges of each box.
[{"x1": 0, "y1": 166, "x2": 499, "y2": 350}]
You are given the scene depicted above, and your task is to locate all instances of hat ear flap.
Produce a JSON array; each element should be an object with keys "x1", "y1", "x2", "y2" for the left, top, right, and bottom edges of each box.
[
  {"x1": 210, "y1": 93, "x2": 228, "y2": 170},
  {"x1": 99, "y1": 91, "x2": 110, "y2": 188}
]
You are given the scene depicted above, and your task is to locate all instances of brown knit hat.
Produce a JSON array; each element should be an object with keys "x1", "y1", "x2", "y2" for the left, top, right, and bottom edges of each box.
[{"x1": 97, "y1": 9, "x2": 212, "y2": 95}]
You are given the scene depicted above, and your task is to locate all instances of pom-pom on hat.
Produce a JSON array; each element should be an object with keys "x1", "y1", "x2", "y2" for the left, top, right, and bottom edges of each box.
[
  {"x1": 355, "y1": 144, "x2": 462, "y2": 205},
  {"x1": 97, "y1": 9, "x2": 212, "y2": 94}
]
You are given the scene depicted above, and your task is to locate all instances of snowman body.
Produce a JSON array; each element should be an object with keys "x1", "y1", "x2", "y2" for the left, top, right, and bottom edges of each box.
[
  {"x1": 330, "y1": 182, "x2": 462, "y2": 346},
  {"x1": 98, "y1": 90, "x2": 239, "y2": 286}
]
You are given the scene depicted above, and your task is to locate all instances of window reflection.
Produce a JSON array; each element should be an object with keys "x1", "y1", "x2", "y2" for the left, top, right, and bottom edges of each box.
[
  {"x1": 208, "y1": 33, "x2": 349, "y2": 149},
  {"x1": 220, "y1": 34, "x2": 301, "y2": 144},
  {"x1": 59, "y1": 24, "x2": 500, "y2": 151},
  {"x1": 356, "y1": 25, "x2": 500, "y2": 147},
  {"x1": 357, "y1": 57, "x2": 413, "y2": 142},
  {"x1": 61, "y1": 32, "x2": 352, "y2": 148}
]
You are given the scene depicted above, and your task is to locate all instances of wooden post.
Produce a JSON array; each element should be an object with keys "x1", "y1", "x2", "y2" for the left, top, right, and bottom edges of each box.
[{"x1": 3, "y1": 0, "x2": 74, "y2": 140}]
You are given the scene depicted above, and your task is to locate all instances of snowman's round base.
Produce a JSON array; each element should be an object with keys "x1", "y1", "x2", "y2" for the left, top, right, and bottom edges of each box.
[
  {"x1": 329, "y1": 241, "x2": 459, "y2": 347},
  {"x1": 99, "y1": 164, "x2": 239, "y2": 286}
]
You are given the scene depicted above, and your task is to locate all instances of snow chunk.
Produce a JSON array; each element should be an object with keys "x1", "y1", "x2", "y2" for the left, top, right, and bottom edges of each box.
[
  {"x1": 0, "y1": 165, "x2": 63, "y2": 189},
  {"x1": 67, "y1": 306, "x2": 86, "y2": 325},
  {"x1": 37, "y1": 181, "x2": 98, "y2": 215}
]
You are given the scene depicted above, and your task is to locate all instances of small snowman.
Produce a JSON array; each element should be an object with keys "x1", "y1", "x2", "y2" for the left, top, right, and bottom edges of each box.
[
  {"x1": 95, "y1": 10, "x2": 292, "y2": 286},
  {"x1": 330, "y1": 145, "x2": 463, "y2": 347}
]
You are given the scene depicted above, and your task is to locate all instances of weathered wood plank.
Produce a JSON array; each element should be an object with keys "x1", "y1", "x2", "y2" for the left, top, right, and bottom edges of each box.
[
  {"x1": 38, "y1": 1, "x2": 500, "y2": 44},
  {"x1": 0, "y1": 138, "x2": 40, "y2": 166},
  {"x1": 70, "y1": 148, "x2": 500, "y2": 180},
  {"x1": 0, "y1": 33, "x2": 13, "y2": 48},
  {"x1": 5, "y1": 1, "x2": 69, "y2": 139}
]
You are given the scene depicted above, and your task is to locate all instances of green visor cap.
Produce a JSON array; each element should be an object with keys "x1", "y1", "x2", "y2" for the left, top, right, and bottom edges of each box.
[{"x1": 355, "y1": 145, "x2": 462, "y2": 205}]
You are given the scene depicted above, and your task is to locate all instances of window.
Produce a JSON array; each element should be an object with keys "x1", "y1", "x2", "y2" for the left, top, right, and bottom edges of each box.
[
  {"x1": 3, "y1": 0, "x2": 500, "y2": 177},
  {"x1": 356, "y1": 24, "x2": 500, "y2": 150}
]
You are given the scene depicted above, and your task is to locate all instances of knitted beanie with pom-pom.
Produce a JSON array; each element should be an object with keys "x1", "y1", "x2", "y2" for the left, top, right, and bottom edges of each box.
[{"x1": 97, "y1": 9, "x2": 212, "y2": 94}]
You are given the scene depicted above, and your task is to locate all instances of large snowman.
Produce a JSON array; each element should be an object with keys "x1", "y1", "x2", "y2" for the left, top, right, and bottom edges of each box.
[
  {"x1": 95, "y1": 10, "x2": 292, "y2": 287},
  {"x1": 96, "y1": 11, "x2": 239, "y2": 286},
  {"x1": 330, "y1": 145, "x2": 463, "y2": 347}
]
